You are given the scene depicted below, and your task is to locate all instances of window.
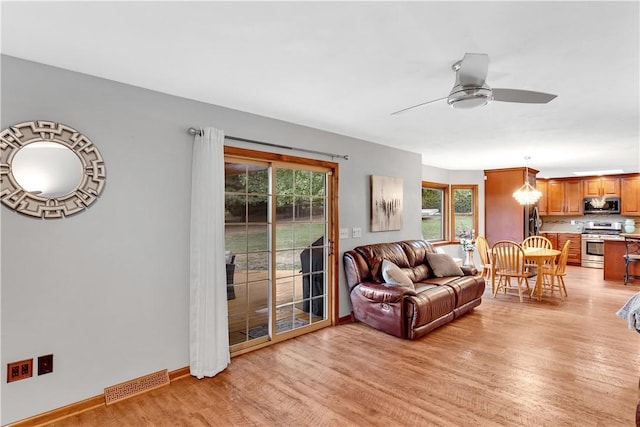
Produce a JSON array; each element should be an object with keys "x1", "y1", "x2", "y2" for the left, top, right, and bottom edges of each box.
[
  {"x1": 421, "y1": 182, "x2": 478, "y2": 243},
  {"x1": 451, "y1": 185, "x2": 478, "y2": 242},
  {"x1": 421, "y1": 181, "x2": 448, "y2": 242}
]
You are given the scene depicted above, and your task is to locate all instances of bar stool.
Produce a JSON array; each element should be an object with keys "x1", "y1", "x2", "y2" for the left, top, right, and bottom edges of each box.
[{"x1": 624, "y1": 237, "x2": 640, "y2": 285}]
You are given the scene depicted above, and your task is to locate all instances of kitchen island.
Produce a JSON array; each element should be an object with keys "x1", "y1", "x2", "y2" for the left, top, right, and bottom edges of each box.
[{"x1": 604, "y1": 234, "x2": 640, "y2": 282}]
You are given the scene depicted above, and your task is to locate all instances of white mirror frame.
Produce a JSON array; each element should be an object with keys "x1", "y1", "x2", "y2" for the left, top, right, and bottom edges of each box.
[{"x1": 0, "y1": 120, "x2": 106, "y2": 219}]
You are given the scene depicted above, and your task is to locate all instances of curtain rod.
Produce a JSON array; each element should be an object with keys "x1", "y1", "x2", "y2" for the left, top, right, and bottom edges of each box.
[{"x1": 187, "y1": 128, "x2": 349, "y2": 161}]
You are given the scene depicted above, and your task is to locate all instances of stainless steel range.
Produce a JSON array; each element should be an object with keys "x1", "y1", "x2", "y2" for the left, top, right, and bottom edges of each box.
[{"x1": 581, "y1": 221, "x2": 624, "y2": 269}]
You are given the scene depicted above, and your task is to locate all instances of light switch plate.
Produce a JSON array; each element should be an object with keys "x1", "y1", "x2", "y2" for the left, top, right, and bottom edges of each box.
[
  {"x1": 352, "y1": 227, "x2": 362, "y2": 238},
  {"x1": 339, "y1": 228, "x2": 349, "y2": 239}
]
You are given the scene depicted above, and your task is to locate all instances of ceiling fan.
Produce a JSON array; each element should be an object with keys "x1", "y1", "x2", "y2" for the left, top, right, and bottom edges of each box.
[{"x1": 391, "y1": 53, "x2": 557, "y2": 115}]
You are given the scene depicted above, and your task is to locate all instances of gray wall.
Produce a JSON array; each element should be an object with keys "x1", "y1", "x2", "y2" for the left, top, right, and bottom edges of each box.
[{"x1": 1, "y1": 55, "x2": 422, "y2": 423}]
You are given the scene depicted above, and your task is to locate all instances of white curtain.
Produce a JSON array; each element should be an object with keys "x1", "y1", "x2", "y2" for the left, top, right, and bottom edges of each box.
[{"x1": 189, "y1": 126, "x2": 230, "y2": 378}]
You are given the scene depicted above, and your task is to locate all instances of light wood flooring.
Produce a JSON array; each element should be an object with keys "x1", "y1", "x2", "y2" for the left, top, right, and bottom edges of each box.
[{"x1": 47, "y1": 266, "x2": 640, "y2": 426}]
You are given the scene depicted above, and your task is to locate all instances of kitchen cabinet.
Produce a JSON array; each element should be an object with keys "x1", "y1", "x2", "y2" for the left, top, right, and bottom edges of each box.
[
  {"x1": 539, "y1": 174, "x2": 638, "y2": 217},
  {"x1": 547, "y1": 179, "x2": 583, "y2": 215},
  {"x1": 547, "y1": 181, "x2": 563, "y2": 215},
  {"x1": 540, "y1": 232, "x2": 558, "y2": 248},
  {"x1": 583, "y1": 177, "x2": 620, "y2": 197},
  {"x1": 540, "y1": 232, "x2": 581, "y2": 266},
  {"x1": 484, "y1": 167, "x2": 538, "y2": 246},
  {"x1": 536, "y1": 179, "x2": 548, "y2": 215},
  {"x1": 621, "y1": 176, "x2": 640, "y2": 216},
  {"x1": 566, "y1": 181, "x2": 584, "y2": 215},
  {"x1": 558, "y1": 233, "x2": 581, "y2": 265}
]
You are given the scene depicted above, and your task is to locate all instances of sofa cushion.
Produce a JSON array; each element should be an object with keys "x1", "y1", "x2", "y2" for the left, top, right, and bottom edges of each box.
[
  {"x1": 356, "y1": 242, "x2": 409, "y2": 282},
  {"x1": 400, "y1": 240, "x2": 437, "y2": 265},
  {"x1": 398, "y1": 240, "x2": 439, "y2": 281},
  {"x1": 406, "y1": 285, "x2": 456, "y2": 327},
  {"x1": 426, "y1": 253, "x2": 464, "y2": 278},
  {"x1": 381, "y1": 259, "x2": 415, "y2": 289},
  {"x1": 417, "y1": 276, "x2": 463, "y2": 286},
  {"x1": 406, "y1": 264, "x2": 433, "y2": 282}
]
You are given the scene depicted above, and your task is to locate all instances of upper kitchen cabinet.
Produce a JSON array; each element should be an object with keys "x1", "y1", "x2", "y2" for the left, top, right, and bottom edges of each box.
[
  {"x1": 583, "y1": 176, "x2": 620, "y2": 198},
  {"x1": 547, "y1": 179, "x2": 583, "y2": 215},
  {"x1": 621, "y1": 175, "x2": 640, "y2": 216},
  {"x1": 536, "y1": 179, "x2": 548, "y2": 215}
]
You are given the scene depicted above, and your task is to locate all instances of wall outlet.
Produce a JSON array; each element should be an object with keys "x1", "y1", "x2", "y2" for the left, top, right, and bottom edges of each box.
[
  {"x1": 352, "y1": 227, "x2": 362, "y2": 238},
  {"x1": 7, "y1": 358, "x2": 33, "y2": 383},
  {"x1": 38, "y1": 354, "x2": 53, "y2": 375}
]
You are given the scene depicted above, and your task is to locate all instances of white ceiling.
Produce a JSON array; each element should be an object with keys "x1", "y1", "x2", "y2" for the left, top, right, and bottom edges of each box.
[{"x1": 1, "y1": 1, "x2": 639, "y2": 178}]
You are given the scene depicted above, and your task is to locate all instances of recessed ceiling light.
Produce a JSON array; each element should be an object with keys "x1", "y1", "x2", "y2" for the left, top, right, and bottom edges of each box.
[{"x1": 573, "y1": 169, "x2": 624, "y2": 176}]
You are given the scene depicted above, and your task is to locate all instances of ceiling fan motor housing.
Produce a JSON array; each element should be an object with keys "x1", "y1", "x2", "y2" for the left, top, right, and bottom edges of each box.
[{"x1": 447, "y1": 85, "x2": 493, "y2": 109}]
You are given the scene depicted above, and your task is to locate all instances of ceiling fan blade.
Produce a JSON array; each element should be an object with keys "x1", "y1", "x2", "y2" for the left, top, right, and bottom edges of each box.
[
  {"x1": 458, "y1": 53, "x2": 489, "y2": 87},
  {"x1": 390, "y1": 97, "x2": 448, "y2": 115},
  {"x1": 492, "y1": 88, "x2": 557, "y2": 104}
]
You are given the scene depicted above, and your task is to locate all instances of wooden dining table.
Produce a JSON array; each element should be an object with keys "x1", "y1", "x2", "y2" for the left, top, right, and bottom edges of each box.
[{"x1": 523, "y1": 247, "x2": 561, "y2": 300}]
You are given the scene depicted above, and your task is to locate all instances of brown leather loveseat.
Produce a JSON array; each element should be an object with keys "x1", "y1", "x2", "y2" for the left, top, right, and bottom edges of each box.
[{"x1": 343, "y1": 239, "x2": 485, "y2": 339}]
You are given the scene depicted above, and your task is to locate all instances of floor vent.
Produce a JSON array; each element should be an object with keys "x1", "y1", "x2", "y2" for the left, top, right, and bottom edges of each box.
[{"x1": 104, "y1": 369, "x2": 169, "y2": 405}]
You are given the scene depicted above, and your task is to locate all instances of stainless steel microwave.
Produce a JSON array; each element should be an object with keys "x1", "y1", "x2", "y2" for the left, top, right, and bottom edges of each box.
[{"x1": 583, "y1": 197, "x2": 620, "y2": 214}]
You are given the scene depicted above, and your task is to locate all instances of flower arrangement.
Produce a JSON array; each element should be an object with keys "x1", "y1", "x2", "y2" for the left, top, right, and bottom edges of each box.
[{"x1": 460, "y1": 238, "x2": 475, "y2": 252}]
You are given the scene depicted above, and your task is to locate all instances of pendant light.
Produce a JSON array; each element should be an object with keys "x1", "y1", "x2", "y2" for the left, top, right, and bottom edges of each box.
[{"x1": 512, "y1": 156, "x2": 542, "y2": 205}]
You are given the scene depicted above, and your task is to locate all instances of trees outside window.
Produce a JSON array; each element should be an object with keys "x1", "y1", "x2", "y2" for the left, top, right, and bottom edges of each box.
[
  {"x1": 421, "y1": 181, "x2": 448, "y2": 242},
  {"x1": 451, "y1": 185, "x2": 478, "y2": 242},
  {"x1": 421, "y1": 182, "x2": 478, "y2": 243}
]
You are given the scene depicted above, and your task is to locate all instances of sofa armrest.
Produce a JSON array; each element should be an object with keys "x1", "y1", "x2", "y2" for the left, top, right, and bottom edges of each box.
[
  {"x1": 461, "y1": 266, "x2": 478, "y2": 276},
  {"x1": 356, "y1": 282, "x2": 416, "y2": 303}
]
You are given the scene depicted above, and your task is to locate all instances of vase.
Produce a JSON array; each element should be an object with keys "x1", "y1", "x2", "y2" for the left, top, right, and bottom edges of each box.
[
  {"x1": 464, "y1": 250, "x2": 475, "y2": 267},
  {"x1": 625, "y1": 219, "x2": 636, "y2": 233}
]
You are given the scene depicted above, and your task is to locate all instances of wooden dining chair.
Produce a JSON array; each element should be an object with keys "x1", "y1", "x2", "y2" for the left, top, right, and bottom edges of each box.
[
  {"x1": 521, "y1": 235, "x2": 553, "y2": 278},
  {"x1": 539, "y1": 240, "x2": 570, "y2": 300},
  {"x1": 475, "y1": 236, "x2": 492, "y2": 283},
  {"x1": 522, "y1": 235, "x2": 553, "y2": 249},
  {"x1": 491, "y1": 240, "x2": 534, "y2": 302}
]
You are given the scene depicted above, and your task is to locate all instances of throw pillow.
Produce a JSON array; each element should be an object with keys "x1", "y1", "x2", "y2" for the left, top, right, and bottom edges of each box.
[
  {"x1": 381, "y1": 259, "x2": 414, "y2": 288},
  {"x1": 426, "y1": 253, "x2": 464, "y2": 278}
]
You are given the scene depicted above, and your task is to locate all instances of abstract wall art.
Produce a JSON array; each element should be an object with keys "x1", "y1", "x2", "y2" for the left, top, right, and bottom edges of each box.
[{"x1": 370, "y1": 175, "x2": 403, "y2": 232}]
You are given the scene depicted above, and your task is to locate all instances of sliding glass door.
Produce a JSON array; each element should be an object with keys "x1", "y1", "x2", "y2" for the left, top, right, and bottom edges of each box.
[{"x1": 224, "y1": 155, "x2": 333, "y2": 353}]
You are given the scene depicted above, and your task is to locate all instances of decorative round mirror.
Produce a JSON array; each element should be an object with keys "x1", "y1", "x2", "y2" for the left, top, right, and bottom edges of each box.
[{"x1": 0, "y1": 120, "x2": 106, "y2": 218}]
